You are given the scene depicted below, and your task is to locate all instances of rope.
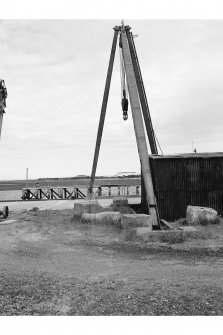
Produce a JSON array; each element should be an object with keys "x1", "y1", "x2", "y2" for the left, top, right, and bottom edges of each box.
[
  {"x1": 119, "y1": 34, "x2": 129, "y2": 120},
  {"x1": 154, "y1": 132, "x2": 163, "y2": 155}
]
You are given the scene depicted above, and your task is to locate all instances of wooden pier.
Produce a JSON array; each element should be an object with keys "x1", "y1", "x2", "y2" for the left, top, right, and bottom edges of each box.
[
  {"x1": 21, "y1": 187, "x2": 86, "y2": 200},
  {"x1": 21, "y1": 184, "x2": 141, "y2": 200},
  {"x1": 95, "y1": 185, "x2": 141, "y2": 197}
]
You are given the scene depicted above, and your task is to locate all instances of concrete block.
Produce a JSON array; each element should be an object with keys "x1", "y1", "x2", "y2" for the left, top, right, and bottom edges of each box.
[
  {"x1": 135, "y1": 227, "x2": 153, "y2": 242},
  {"x1": 113, "y1": 197, "x2": 128, "y2": 206},
  {"x1": 186, "y1": 206, "x2": 217, "y2": 225},
  {"x1": 121, "y1": 214, "x2": 152, "y2": 229},
  {"x1": 95, "y1": 212, "x2": 122, "y2": 227},
  {"x1": 125, "y1": 227, "x2": 153, "y2": 242},
  {"x1": 86, "y1": 201, "x2": 102, "y2": 214},
  {"x1": 74, "y1": 200, "x2": 102, "y2": 217},
  {"x1": 73, "y1": 203, "x2": 85, "y2": 217},
  {"x1": 81, "y1": 213, "x2": 96, "y2": 224}
]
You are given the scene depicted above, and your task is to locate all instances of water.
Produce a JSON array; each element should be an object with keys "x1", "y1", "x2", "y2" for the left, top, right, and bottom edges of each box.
[{"x1": 0, "y1": 190, "x2": 22, "y2": 201}]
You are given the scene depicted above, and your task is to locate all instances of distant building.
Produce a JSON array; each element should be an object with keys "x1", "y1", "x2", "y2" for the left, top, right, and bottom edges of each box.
[{"x1": 115, "y1": 171, "x2": 138, "y2": 177}]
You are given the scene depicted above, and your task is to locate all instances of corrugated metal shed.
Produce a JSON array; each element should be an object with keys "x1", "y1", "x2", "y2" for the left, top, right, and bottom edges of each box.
[{"x1": 141, "y1": 152, "x2": 223, "y2": 221}]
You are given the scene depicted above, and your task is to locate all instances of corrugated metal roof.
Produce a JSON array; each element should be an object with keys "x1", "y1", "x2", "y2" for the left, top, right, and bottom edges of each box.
[{"x1": 149, "y1": 152, "x2": 223, "y2": 159}]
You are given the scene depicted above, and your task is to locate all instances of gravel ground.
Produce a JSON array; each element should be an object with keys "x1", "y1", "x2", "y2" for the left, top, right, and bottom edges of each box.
[{"x1": 0, "y1": 209, "x2": 223, "y2": 315}]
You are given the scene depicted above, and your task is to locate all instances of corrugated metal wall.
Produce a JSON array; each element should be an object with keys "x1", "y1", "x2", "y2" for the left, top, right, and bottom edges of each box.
[{"x1": 141, "y1": 153, "x2": 223, "y2": 221}]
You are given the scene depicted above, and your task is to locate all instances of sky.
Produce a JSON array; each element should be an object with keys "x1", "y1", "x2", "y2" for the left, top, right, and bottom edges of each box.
[{"x1": 1, "y1": 19, "x2": 223, "y2": 179}]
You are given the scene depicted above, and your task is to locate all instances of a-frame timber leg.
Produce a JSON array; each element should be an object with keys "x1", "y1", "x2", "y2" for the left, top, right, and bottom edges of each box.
[
  {"x1": 126, "y1": 26, "x2": 159, "y2": 219},
  {"x1": 125, "y1": 27, "x2": 158, "y2": 155},
  {"x1": 120, "y1": 27, "x2": 160, "y2": 228},
  {"x1": 88, "y1": 26, "x2": 119, "y2": 196}
]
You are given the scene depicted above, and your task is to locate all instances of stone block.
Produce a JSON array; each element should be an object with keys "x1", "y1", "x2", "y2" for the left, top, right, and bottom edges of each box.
[
  {"x1": 74, "y1": 200, "x2": 102, "y2": 218},
  {"x1": 81, "y1": 213, "x2": 96, "y2": 224},
  {"x1": 73, "y1": 203, "x2": 85, "y2": 217},
  {"x1": 113, "y1": 197, "x2": 128, "y2": 206},
  {"x1": 95, "y1": 212, "x2": 122, "y2": 227},
  {"x1": 121, "y1": 214, "x2": 152, "y2": 229},
  {"x1": 135, "y1": 227, "x2": 153, "y2": 242},
  {"x1": 125, "y1": 226, "x2": 153, "y2": 242},
  {"x1": 186, "y1": 206, "x2": 217, "y2": 225}
]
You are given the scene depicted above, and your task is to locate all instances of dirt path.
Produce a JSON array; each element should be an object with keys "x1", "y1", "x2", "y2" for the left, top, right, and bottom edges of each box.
[{"x1": 0, "y1": 209, "x2": 222, "y2": 315}]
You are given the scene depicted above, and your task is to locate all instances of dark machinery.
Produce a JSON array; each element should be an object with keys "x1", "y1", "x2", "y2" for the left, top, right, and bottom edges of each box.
[
  {"x1": 0, "y1": 79, "x2": 9, "y2": 219},
  {"x1": 0, "y1": 206, "x2": 9, "y2": 219},
  {"x1": 0, "y1": 79, "x2": 7, "y2": 139}
]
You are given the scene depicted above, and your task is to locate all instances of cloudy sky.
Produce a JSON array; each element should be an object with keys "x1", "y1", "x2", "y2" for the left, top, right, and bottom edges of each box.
[{"x1": 1, "y1": 19, "x2": 223, "y2": 179}]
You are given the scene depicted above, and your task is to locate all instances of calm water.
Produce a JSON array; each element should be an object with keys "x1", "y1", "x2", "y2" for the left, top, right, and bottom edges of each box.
[{"x1": 0, "y1": 190, "x2": 22, "y2": 201}]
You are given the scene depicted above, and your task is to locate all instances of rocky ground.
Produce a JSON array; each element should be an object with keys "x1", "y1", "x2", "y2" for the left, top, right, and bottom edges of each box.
[{"x1": 0, "y1": 209, "x2": 222, "y2": 315}]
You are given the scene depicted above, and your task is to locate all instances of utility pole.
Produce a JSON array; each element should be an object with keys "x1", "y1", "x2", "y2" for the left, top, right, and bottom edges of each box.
[{"x1": 26, "y1": 168, "x2": 29, "y2": 188}]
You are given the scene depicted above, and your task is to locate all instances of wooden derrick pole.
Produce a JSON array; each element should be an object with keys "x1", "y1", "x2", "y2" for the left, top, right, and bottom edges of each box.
[
  {"x1": 88, "y1": 27, "x2": 119, "y2": 195},
  {"x1": 121, "y1": 28, "x2": 160, "y2": 228}
]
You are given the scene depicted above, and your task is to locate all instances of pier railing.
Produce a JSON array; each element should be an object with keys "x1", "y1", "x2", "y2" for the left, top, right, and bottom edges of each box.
[
  {"x1": 21, "y1": 187, "x2": 86, "y2": 200},
  {"x1": 95, "y1": 185, "x2": 141, "y2": 197},
  {"x1": 21, "y1": 185, "x2": 141, "y2": 200}
]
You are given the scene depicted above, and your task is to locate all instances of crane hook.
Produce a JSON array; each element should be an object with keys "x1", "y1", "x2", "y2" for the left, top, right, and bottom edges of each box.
[{"x1": 121, "y1": 96, "x2": 128, "y2": 121}]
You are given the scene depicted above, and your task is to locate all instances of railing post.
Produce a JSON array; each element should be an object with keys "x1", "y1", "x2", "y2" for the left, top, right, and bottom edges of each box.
[
  {"x1": 108, "y1": 186, "x2": 111, "y2": 196},
  {"x1": 98, "y1": 186, "x2": 102, "y2": 196}
]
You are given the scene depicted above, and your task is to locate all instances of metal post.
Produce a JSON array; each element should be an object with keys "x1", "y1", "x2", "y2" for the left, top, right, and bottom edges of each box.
[
  {"x1": 88, "y1": 27, "x2": 119, "y2": 195},
  {"x1": 121, "y1": 29, "x2": 160, "y2": 228},
  {"x1": 26, "y1": 168, "x2": 28, "y2": 188}
]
